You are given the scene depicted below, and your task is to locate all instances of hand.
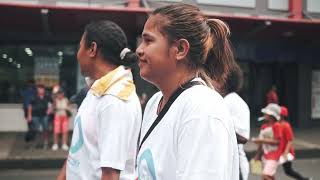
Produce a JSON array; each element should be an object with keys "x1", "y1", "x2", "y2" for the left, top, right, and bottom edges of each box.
[
  {"x1": 282, "y1": 153, "x2": 288, "y2": 161},
  {"x1": 251, "y1": 137, "x2": 260, "y2": 144}
]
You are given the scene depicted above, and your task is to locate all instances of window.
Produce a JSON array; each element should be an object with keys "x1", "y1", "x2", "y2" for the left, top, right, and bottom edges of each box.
[
  {"x1": 0, "y1": 45, "x2": 77, "y2": 103},
  {"x1": 307, "y1": 0, "x2": 320, "y2": 13},
  {"x1": 196, "y1": 0, "x2": 255, "y2": 8},
  {"x1": 268, "y1": 0, "x2": 288, "y2": 11}
]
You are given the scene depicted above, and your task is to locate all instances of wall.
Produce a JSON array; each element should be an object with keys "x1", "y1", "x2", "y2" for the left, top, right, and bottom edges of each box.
[{"x1": 0, "y1": 104, "x2": 76, "y2": 132}]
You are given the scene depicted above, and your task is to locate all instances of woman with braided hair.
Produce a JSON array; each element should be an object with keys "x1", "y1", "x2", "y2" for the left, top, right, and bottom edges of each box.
[{"x1": 57, "y1": 20, "x2": 142, "y2": 180}]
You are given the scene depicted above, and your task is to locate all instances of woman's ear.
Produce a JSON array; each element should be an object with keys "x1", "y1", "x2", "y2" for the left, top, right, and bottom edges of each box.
[
  {"x1": 88, "y1": 41, "x2": 98, "y2": 58},
  {"x1": 175, "y1": 39, "x2": 190, "y2": 61}
]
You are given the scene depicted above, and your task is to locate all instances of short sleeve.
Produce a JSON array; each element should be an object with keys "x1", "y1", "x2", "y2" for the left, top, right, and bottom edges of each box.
[{"x1": 97, "y1": 96, "x2": 137, "y2": 170}]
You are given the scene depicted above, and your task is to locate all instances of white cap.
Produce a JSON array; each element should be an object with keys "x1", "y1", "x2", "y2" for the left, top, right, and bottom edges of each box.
[{"x1": 260, "y1": 103, "x2": 281, "y2": 120}]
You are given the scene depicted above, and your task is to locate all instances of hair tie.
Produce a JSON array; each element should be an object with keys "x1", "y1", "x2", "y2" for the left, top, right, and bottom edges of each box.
[{"x1": 120, "y1": 48, "x2": 131, "y2": 60}]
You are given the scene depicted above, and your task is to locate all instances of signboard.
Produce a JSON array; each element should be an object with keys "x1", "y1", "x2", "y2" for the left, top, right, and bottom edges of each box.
[
  {"x1": 34, "y1": 56, "x2": 60, "y2": 87},
  {"x1": 311, "y1": 71, "x2": 320, "y2": 119}
]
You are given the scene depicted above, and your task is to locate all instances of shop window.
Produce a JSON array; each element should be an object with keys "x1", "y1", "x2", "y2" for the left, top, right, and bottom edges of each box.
[
  {"x1": 196, "y1": 0, "x2": 255, "y2": 8},
  {"x1": 307, "y1": 0, "x2": 320, "y2": 13},
  {"x1": 268, "y1": 0, "x2": 288, "y2": 11},
  {"x1": 0, "y1": 45, "x2": 77, "y2": 104}
]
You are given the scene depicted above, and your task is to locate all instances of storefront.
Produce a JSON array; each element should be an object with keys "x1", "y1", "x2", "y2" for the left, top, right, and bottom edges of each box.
[{"x1": 0, "y1": 2, "x2": 320, "y2": 130}]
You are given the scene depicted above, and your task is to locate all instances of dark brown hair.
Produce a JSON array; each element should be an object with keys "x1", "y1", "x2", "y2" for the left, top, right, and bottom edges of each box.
[
  {"x1": 225, "y1": 62, "x2": 243, "y2": 95},
  {"x1": 84, "y1": 20, "x2": 137, "y2": 67},
  {"x1": 152, "y1": 4, "x2": 236, "y2": 94}
]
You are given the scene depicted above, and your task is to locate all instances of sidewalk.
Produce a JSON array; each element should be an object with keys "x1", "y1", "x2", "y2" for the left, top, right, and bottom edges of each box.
[{"x1": 0, "y1": 127, "x2": 320, "y2": 169}]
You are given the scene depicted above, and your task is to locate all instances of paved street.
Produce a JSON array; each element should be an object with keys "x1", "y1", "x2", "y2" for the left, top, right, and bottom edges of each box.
[
  {"x1": 0, "y1": 159, "x2": 319, "y2": 180},
  {"x1": 249, "y1": 158, "x2": 319, "y2": 180}
]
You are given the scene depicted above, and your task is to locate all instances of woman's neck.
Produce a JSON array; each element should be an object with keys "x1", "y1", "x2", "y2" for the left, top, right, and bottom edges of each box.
[
  {"x1": 157, "y1": 69, "x2": 196, "y2": 111},
  {"x1": 91, "y1": 58, "x2": 117, "y2": 80}
]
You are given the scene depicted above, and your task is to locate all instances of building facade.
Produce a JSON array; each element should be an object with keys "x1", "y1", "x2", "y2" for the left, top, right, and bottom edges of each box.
[{"x1": 0, "y1": 0, "x2": 319, "y2": 130}]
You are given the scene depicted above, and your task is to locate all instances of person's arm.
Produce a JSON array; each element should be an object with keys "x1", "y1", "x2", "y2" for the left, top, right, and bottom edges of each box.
[
  {"x1": 101, "y1": 167, "x2": 120, "y2": 180},
  {"x1": 56, "y1": 160, "x2": 66, "y2": 180},
  {"x1": 27, "y1": 104, "x2": 32, "y2": 122},
  {"x1": 98, "y1": 96, "x2": 140, "y2": 180},
  {"x1": 236, "y1": 133, "x2": 248, "y2": 144},
  {"x1": 252, "y1": 137, "x2": 279, "y2": 145},
  {"x1": 282, "y1": 140, "x2": 293, "y2": 160},
  {"x1": 254, "y1": 144, "x2": 263, "y2": 160}
]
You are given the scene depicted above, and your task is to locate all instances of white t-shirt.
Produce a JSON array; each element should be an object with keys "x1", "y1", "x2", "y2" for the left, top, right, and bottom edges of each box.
[
  {"x1": 137, "y1": 79, "x2": 239, "y2": 180},
  {"x1": 66, "y1": 91, "x2": 142, "y2": 180},
  {"x1": 223, "y1": 92, "x2": 250, "y2": 140}
]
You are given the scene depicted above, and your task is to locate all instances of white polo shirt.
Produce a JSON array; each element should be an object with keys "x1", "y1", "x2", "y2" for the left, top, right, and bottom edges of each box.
[
  {"x1": 137, "y1": 79, "x2": 239, "y2": 180},
  {"x1": 224, "y1": 92, "x2": 250, "y2": 140},
  {"x1": 66, "y1": 68, "x2": 142, "y2": 180}
]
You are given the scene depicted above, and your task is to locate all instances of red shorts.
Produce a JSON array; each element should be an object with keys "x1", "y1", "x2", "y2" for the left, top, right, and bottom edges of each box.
[{"x1": 54, "y1": 115, "x2": 69, "y2": 134}]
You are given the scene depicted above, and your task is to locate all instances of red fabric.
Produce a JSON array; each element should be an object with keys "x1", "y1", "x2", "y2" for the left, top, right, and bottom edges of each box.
[
  {"x1": 266, "y1": 90, "x2": 279, "y2": 104},
  {"x1": 54, "y1": 115, "x2": 69, "y2": 134},
  {"x1": 260, "y1": 122, "x2": 284, "y2": 160},
  {"x1": 281, "y1": 106, "x2": 289, "y2": 117},
  {"x1": 281, "y1": 121, "x2": 295, "y2": 157}
]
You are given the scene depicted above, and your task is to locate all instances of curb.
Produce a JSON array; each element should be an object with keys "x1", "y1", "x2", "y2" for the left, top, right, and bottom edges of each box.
[
  {"x1": 0, "y1": 158, "x2": 65, "y2": 169},
  {"x1": 0, "y1": 149, "x2": 320, "y2": 169}
]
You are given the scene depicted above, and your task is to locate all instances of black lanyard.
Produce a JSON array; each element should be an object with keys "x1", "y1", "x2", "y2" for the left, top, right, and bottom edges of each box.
[{"x1": 138, "y1": 80, "x2": 203, "y2": 152}]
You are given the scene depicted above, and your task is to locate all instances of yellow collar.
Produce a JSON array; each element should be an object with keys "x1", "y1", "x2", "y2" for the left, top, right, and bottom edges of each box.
[{"x1": 90, "y1": 66, "x2": 136, "y2": 101}]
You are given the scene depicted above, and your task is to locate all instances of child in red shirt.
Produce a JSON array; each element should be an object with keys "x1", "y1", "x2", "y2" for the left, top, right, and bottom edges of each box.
[
  {"x1": 279, "y1": 106, "x2": 311, "y2": 180},
  {"x1": 253, "y1": 103, "x2": 283, "y2": 180}
]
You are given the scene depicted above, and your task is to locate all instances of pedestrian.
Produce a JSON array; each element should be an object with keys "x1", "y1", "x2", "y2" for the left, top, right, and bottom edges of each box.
[
  {"x1": 27, "y1": 84, "x2": 50, "y2": 149},
  {"x1": 52, "y1": 89, "x2": 70, "y2": 151},
  {"x1": 252, "y1": 103, "x2": 283, "y2": 180},
  {"x1": 56, "y1": 20, "x2": 142, "y2": 180},
  {"x1": 136, "y1": 3, "x2": 239, "y2": 180},
  {"x1": 279, "y1": 106, "x2": 312, "y2": 180},
  {"x1": 21, "y1": 79, "x2": 37, "y2": 142},
  {"x1": 223, "y1": 64, "x2": 250, "y2": 180},
  {"x1": 266, "y1": 85, "x2": 279, "y2": 104}
]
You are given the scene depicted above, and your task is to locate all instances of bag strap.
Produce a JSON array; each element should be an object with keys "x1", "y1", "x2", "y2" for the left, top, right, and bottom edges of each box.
[{"x1": 138, "y1": 80, "x2": 203, "y2": 152}]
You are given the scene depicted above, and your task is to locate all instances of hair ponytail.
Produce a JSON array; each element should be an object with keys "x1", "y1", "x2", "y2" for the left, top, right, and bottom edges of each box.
[
  {"x1": 200, "y1": 19, "x2": 236, "y2": 95},
  {"x1": 84, "y1": 20, "x2": 137, "y2": 68},
  {"x1": 121, "y1": 50, "x2": 138, "y2": 68}
]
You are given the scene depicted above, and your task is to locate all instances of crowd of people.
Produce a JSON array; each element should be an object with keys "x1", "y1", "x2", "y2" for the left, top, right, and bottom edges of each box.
[
  {"x1": 19, "y1": 3, "x2": 312, "y2": 180},
  {"x1": 22, "y1": 82, "x2": 72, "y2": 151}
]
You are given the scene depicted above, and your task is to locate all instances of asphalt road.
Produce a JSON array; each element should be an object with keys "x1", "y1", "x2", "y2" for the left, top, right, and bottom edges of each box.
[{"x1": 0, "y1": 159, "x2": 319, "y2": 180}]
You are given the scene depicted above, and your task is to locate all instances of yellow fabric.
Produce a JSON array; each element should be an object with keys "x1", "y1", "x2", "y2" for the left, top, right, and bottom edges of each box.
[
  {"x1": 250, "y1": 159, "x2": 262, "y2": 175},
  {"x1": 90, "y1": 66, "x2": 136, "y2": 101}
]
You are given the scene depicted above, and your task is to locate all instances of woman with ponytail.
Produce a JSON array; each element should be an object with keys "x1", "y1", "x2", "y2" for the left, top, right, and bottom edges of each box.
[
  {"x1": 136, "y1": 3, "x2": 239, "y2": 180},
  {"x1": 57, "y1": 20, "x2": 142, "y2": 180}
]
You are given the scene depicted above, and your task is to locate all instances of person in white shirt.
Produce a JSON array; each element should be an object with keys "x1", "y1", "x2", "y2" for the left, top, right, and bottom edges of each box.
[
  {"x1": 223, "y1": 64, "x2": 250, "y2": 180},
  {"x1": 57, "y1": 20, "x2": 142, "y2": 180},
  {"x1": 136, "y1": 4, "x2": 239, "y2": 180}
]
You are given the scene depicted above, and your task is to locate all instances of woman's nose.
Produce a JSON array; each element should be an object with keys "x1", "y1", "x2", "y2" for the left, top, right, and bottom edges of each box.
[{"x1": 136, "y1": 45, "x2": 144, "y2": 58}]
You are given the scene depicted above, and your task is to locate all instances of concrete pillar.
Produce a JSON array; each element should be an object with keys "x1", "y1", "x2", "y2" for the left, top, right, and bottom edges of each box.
[
  {"x1": 127, "y1": 0, "x2": 140, "y2": 8},
  {"x1": 289, "y1": 0, "x2": 303, "y2": 19}
]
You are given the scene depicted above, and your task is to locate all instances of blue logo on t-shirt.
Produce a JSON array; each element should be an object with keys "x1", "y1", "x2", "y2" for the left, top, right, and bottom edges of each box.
[
  {"x1": 70, "y1": 116, "x2": 84, "y2": 154},
  {"x1": 138, "y1": 149, "x2": 156, "y2": 180}
]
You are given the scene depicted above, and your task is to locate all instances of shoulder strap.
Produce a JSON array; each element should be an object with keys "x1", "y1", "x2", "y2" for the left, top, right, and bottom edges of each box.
[{"x1": 138, "y1": 80, "x2": 203, "y2": 152}]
